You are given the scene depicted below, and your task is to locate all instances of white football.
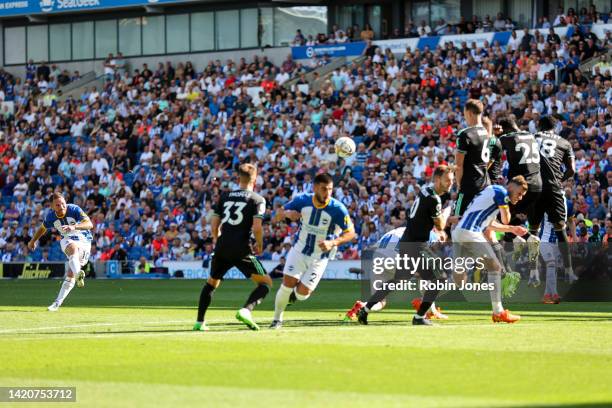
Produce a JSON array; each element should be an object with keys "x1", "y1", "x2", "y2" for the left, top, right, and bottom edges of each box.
[{"x1": 335, "y1": 137, "x2": 356, "y2": 158}]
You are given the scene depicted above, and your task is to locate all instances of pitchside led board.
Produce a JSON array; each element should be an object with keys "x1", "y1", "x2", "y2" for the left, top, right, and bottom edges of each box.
[
  {"x1": 361, "y1": 242, "x2": 612, "y2": 303},
  {"x1": 0, "y1": 262, "x2": 65, "y2": 279},
  {"x1": 0, "y1": 0, "x2": 196, "y2": 17}
]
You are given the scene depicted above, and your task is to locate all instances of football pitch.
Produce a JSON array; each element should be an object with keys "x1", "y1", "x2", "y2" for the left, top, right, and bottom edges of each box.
[{"x1": 1, "y1": 280, "x2": 611, "y2": 408}]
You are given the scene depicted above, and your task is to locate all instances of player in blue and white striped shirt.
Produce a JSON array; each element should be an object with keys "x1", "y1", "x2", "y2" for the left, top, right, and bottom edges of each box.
[
  {"x1": 270, "y1": 173, "x2": 356, "y2": 329},
  {"x1": 539, "y1": 215, "x2": 563, "y2": 304},
  {"x1": 452, "y1": 176, "x2": 528, "y2": 323},
  {"x1": 28, "y1": 192, "x2": 94, "y2": 312}
]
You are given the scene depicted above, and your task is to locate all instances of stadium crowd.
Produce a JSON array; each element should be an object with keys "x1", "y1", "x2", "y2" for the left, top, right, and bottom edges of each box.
[
  {"x1": 0, "y1": 16, "x2": 610, "y2": 267},
  {"x1": 291, "y1": 5, "x2": 612, "y2": 45}
]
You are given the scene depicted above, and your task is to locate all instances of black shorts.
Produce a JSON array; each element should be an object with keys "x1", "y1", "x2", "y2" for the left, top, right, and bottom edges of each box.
[
  {"x1": 531, "y1": 188, "x2": 567, "y2": 226},
  {"x1": 454, "y1": 190, "x2": 479, "y2": 217},
  {"x1": 509, "y1": 189, "x2": 541, "y2": 226},
  {"x1": 210, "y1": 252, "x2": 267, "y2": 280},
  {"x1": 396, "y1": 242, "x2": 436, "y2": 281}
]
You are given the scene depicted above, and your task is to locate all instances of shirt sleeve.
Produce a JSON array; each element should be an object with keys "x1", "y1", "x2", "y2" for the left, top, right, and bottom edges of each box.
[
  {"x1": 254, "y1": 196, "x2": 266, "y2": 219},
  {"x1": 334, "y1": 202, "x2": 354, "y2": 232},
  {"x1": 492, "y1": 186, "x2": 509, "y2": 207},
  {"x1": 430, "y1": 196, "x2": 442, "y2": 218},
  {"x1": 455, "y1": 130, "x2": 469, "y2": 153},
  {"x1": 284, "y1": 194, "x2": 308, "y2": 212},
  {"x1": 68, "y1": 204, "x2": 87, "y2": 222}
]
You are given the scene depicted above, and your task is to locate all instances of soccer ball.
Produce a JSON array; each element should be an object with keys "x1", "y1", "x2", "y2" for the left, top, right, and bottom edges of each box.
[{"x1": 335, "y1": 137, "x2": 356, "y2": 158}]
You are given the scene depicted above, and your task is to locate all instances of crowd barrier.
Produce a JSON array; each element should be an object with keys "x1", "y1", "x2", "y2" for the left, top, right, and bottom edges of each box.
[{"x1": 291, "y1": 24, "x2": 612, "y2": 59}]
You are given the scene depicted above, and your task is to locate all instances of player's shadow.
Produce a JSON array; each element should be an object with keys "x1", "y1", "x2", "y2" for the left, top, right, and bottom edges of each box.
[
  {"x1": 516, "y1": 404, "x2": 612, "y2": 408},
  {"x1": 447, "y1": 311, "x2": 612, "y2": 320}
]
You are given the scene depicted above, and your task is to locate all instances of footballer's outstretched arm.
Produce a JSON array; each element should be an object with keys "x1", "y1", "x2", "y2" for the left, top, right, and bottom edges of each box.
[
  {"x1": 65, "y1": 215, "x2": 94, "y2": 232},
  {"x1": 274, "y1": 207, "x2": 301, "y2": 223},
  {"x1": 27, "y1": 225, "x2": 47, "y2": 250},
  {"x1": 319, "y1": 228, "x2": 356, "y2": 252},
  {"x1": 489, "y1": 220, "x2": 527, "y2": 236}
]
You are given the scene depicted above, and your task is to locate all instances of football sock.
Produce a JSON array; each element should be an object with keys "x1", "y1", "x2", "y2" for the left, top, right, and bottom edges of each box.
[
  {"x1": 416, "y1": 300, "x2": 433, "y2": 318},
  {"x1": 370, "y1": 302, "x2": 384, "y2": 312},
  {"x1": 294, "y1": 289, "x2": 310, "y2": 301},
  {"x1": 55, "y1": 278, "x2": 75, "y2": 305},
  {"x1": 488, "y1": 271, "x2": 504, "y2": 314},
  {"x1": 244, "y1": 284, "x2": 270, "y2": 311},
  {"x1": 545, "y1": 263, "x2": 557, "y2": 295},
  {"x1": 196, "y1": 283, "x2": 215, "y2": 323},
  {"x1": 68, "y1": 255, "x2": 81, "y2": 276},
  {"x1": 365, "y1": 279, "x2": 395, "y2": 311},
  {"x1": 273, "y1": 284, "x2": 293, "y2": 321},
  {"x1": 491, "y1": 242, "x2": 507, "y2": 274},
  {"x1": 555, "y1": 229, "x2": 574, "y2": 273}
]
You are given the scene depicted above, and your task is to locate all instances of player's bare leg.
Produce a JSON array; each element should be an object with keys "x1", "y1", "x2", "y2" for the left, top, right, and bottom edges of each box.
[{"x1": 49, "y1": 243, "x2": 81, "y2": 311}]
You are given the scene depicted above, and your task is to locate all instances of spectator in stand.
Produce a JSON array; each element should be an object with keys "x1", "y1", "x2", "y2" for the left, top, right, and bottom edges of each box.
[
  {"x1": 360, "y1": 23, "x2": 375, "y2": 41},
  {"x1": 493, "y1": 13, "x2": 506, "y2": 31}
]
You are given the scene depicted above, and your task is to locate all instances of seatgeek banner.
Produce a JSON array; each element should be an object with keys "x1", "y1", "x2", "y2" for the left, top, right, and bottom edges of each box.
[
  {"x1": 0, "y1": 0, "x2": 196, "y2": 17},
  {"x1": 291, "y1": 24, "x2": 612, "y2": 59}
]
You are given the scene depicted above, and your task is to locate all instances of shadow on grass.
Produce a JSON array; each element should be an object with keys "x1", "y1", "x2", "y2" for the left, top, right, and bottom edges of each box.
[{"x1": 510, "y1": 403, "x2": 612, "y2": 408}]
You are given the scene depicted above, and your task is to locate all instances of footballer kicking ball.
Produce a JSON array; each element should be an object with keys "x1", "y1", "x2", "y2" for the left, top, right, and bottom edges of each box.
[{"x1": 335, "y1": 136, "x2": 356, "y2": 158}]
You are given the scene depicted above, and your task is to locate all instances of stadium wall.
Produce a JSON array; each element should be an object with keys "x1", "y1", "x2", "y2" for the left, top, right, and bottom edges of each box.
[{"x1": 1, "y1": 45, "x2": 291, "y2": 81}]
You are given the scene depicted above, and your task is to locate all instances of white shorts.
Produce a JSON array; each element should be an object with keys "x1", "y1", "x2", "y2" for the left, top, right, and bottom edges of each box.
[
  {"x1": 60, "y1": 237, "x2": 92, "y2": 267},
  {"x1": 283, "y1": 248, "x2": 329, "y2": 291},
  {"x1": 451, "y1": 228, "x2": 498, "y2": 271}
]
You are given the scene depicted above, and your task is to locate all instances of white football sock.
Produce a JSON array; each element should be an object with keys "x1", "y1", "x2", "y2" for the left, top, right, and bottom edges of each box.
[
  {"x1": 68, "y1": 255, "x2": 81, "y2": 276},
  {"x1": 546, "y1": 264, "x2": 557, "y2": 295},
  {"x1": 488, "y1": 272, "x2": 504, "y2": 314},
  {"x1": 273, "y1": 284, "x2": 293, "y2": 322},
  {"x1": 56, "y1": 278, "x2": 75, "y2": 305},
  {"x1": 370, "y1": 302, "x2": 384, "y2": 312},
  {"x1": 429, "y1": 301, "x2": 437, "y2": 313}
]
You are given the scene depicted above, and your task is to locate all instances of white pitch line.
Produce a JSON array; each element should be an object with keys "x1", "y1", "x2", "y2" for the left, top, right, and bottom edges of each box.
[
  {"x1": 0, "y1": 320, "x2": 194, "y2": 334},
  {"x1": 3, "y1": 320, "x2": 612, "y2": 343}
]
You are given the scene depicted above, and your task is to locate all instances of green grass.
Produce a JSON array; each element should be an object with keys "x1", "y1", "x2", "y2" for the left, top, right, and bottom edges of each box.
[{"x1": 1, "y1": 279, "x2": 612, "y2": 407}]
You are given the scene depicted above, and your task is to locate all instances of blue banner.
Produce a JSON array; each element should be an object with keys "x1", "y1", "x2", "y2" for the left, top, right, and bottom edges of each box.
[
  {"x1": 291, "y1": 42, "x2": 366, "y2": 60},
  {"x1": 0, "y1": 0, "x2": 195, "y2": 17}
]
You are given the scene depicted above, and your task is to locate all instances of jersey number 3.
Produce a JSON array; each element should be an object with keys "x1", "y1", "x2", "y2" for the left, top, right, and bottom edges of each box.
[{"x1": 221, "y1": 201, "x2": 247, "y2": 225}]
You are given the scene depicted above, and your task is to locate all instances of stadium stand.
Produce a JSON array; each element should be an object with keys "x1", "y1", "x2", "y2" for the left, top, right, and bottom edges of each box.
[{"x1": 0, "y1": 16, "x2": 610, "y2": 266}]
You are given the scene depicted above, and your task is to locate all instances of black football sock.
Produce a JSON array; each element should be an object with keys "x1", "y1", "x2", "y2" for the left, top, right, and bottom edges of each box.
[
  {"x1": 365, "y1": 281, "x2": 395, "y2": 311},
  {"x1": 197, "y1": 283, "x2": 215, "y2": 322},
  {"x1": 555, "y1": 229, "x2": 573, "y2": 271},
  {"x1": 244, "y1": 284, "x2": 270, "y2": 311}
]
